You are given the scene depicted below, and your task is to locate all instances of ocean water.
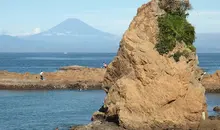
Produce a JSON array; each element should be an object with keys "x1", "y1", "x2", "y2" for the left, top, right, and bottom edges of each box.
[
  {"x1": 206, "y1": 93, "x2": 220, "y2": 116},
  {"x1": 0, "y1": 53, "x2": 220, "y2": 130},
  {"x1": 0, "y1": 53, "x2": 116, "y2": 73},
  {"x1": 0, "y1": 90, "x2": 106, "y2": 130},
  {"x1": 197, "y1": 53, "x2": 220, "y2": 74},
  {"x1": 0, "y1": 53, "x2": 218, "y2": 74},
  {"x1": 0, "y1": 91, "x2": 219, "y2": 130}
]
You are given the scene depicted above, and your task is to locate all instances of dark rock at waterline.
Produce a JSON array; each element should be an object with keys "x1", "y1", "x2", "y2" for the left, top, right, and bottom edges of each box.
[
  {"x1": 71, "y1": 121, "x2": 125, "y2": 130},
  {"x1": 209, "y1": 115, "x2": 220, "y2": 120},
  {"x1": 72, "y1": 120, "x2": 220, "y2": 130},
  {"x1": 213, "y1": 106, "x2": 220, "y2": 112},
  {"x1": 91, "y1": 112, "x2": 105, "y2": 122}
]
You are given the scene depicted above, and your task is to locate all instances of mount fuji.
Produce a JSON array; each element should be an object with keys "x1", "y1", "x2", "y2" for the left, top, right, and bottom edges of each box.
[{"x1": 0, "y1": 18, "x2": 120, "y2": 52}]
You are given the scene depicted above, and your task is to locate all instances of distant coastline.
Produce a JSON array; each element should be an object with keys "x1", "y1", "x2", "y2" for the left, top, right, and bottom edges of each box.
[
  {"x1": 1, "y1": 65, "x2": 220, "y2": 93},
  {"x1": 0, "y1": 66, "x2": 106, "y2": 90}
]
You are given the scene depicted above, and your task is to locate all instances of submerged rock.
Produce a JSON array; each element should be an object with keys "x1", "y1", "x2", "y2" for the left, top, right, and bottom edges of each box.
[{"x1": 100, "y1": 0, "x2": 207, "y2": 129}]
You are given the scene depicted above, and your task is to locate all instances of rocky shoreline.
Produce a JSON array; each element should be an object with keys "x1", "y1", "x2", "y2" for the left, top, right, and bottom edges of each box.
[
  {"x1": 0, "y1": 66, "x2": 105, "y2": 90},
  {"x1": 1, "y1": 65, "x2": 220, "y2": 93}
]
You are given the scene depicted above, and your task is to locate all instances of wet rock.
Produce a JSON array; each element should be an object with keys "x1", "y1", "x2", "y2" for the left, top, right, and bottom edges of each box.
[
  {"x1": 91, "y1": 112, "x2": 105, "y2": 122},
  {"x1": 213, "y1": 106, "x2": 220, "y2": 112},
  {"x1": 71, "y1": 121, "x2": 126, "y2": 130}
]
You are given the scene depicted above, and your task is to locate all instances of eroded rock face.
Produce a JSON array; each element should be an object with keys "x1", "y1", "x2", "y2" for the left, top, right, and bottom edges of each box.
[{"x1": 102, "y1": 0, "x2": 207, "y2": 129}]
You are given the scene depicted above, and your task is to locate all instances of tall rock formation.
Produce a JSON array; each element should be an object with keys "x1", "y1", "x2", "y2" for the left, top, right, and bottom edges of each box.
[{"x1": 101, "y1": 0, "x2": 207, "y2": 129}]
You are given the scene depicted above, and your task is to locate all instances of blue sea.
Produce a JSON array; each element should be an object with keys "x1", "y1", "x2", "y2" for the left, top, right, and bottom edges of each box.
[
  {"x1": 0, "y1": 90, "x2": 105, "y2": 130},
  {"x1": 0, "y1": 53, "x2": 116, "y2": 74},
  {"x1": 0, "y1": 53, "x2": 219, "y2": 74},
  {"x1": 198, "y1": 53, "x2": 220, "y2": 74},
  {"x1": 0, "y1": 53, "x2": 220, "y2": 130}
]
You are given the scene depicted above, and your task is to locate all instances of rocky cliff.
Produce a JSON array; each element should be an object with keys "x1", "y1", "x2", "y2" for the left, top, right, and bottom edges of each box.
[{"x1": 99, "y1": 0, "x2": 207, "y2": 129}]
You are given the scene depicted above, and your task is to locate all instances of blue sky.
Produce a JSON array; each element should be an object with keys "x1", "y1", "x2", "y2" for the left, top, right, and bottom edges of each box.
[{"x1": 0, "y1": 0, "x2": 220, "y2": 36}]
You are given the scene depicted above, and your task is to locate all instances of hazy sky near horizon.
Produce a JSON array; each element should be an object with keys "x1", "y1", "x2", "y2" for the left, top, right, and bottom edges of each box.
[{"x1": 0, "y1": 0, "x2": 220, "y2": 36}]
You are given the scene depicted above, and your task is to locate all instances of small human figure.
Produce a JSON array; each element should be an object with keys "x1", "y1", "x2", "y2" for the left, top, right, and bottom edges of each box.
[
  {"x1": 55, "y1": 127, "x2": 59, "y2": 130},
  {"x1": 40, "y1": 70, "x2": 44, "y2": 80},
  {"x1": 199, "y1": 72, "x2": 207, "y2": 81},
  {"x1": 103, "y1": 62, "x2": 107, "y2": 68}
]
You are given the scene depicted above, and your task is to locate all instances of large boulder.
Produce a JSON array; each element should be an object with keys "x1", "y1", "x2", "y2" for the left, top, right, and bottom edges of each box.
[{"x1": 101, "y1": 0, "x2": 207, "y2": 129}]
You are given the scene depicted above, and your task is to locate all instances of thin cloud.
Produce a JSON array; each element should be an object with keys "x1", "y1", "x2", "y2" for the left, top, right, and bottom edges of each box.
[
  {"x1": 10, "y1": 27, "x2": 41, "y2": 36},
  {"x1": 32, "y1": 28, "x2": 41, "y2": 34}
]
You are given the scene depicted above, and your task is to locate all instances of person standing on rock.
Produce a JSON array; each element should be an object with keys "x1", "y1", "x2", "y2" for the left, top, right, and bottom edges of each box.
[
  {"x1": 201, "y1": 72, "x2": 207, "y2": 80},
  {"x1": 40, "y1": 70, "x2": 44, "y2": 80}
]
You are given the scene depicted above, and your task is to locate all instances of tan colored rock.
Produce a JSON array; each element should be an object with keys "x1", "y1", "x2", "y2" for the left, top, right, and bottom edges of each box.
[
  {"x1": 198, "y1": 120, "x2": 220, "y2": 130},
  {"x1": 0, "y1": 66, "x2": 106, "y2": 90},
  {"x1": 202, "y1": 71, "x2": 220, "y2": 92},
  {"x1": 102, "y1": 0, "x2": 207, "y2": 129}
]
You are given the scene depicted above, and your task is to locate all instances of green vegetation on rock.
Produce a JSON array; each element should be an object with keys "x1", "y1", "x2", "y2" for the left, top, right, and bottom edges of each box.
[
  {"x1": 173, "y1": 51, "x2": 182, "y2": 62},
  {"x1": 156, "y1": 0, "x2": 196, "y2": 62}
]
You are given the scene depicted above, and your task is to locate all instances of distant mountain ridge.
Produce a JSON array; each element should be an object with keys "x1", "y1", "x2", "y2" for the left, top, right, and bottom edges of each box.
[
  {"x1": 46, "y1": 18, "x2": 113, "y2": 36},
  {"x1": 0, "y1": 18, "x2": 120, "y2": 52},
  {"x1": 23, "y1": 18, "x2": 118, "y2": 43},
  {"x1": 0, "y1": 19, "x2": 219, "y2": 52}
]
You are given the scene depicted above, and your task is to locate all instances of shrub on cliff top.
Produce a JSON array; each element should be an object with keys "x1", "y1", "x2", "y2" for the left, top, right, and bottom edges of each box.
[{"x1": 156, "y1": 0, "x2": 195, "y2": 57}]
